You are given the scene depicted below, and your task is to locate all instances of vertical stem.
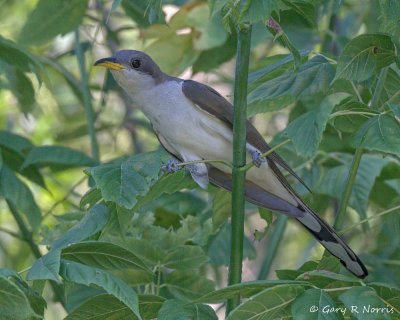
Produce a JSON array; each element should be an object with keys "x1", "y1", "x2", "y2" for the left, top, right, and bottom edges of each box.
[
  {"x1": 6, "y1": 201, "x2": 66, "y2": 308},
  {"x1": 257, "y1": 215, "x2": 288, "y2": 279},
  {"x1": 74, "y1": 30, "x2": 100, "y2": 162},
  {"x1": 334, "y1": 67, "x2": 388, "y2": 229},
  {"x1": 334, "y1": 148, "x2": 363, "y2": 230},
  {"x1": 226, "y1": 23, "x2": 252, "y2": 316}
]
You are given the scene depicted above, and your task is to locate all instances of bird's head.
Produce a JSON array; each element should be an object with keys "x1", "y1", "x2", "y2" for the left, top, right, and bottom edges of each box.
[{"x1": 94, "y1": 50, "x2": 164, "y2": 92}]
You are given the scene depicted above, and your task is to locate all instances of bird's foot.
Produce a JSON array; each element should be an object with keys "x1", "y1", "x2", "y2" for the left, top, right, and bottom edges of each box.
[
  {"x1": 161, "y1": 159, "x2": 183, "y2": 173},
  {"x1": 251, "y1": 150, "x2": 267, "y2": 168}
]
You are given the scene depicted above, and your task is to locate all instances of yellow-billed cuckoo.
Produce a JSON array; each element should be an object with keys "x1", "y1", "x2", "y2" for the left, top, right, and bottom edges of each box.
[{"x1": 94, "y1": 50, "x2": 367, "y2": 278}]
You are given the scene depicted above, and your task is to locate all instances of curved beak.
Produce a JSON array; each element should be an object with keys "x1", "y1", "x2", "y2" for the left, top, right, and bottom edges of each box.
[{"x1": 94, "y1": 57, "x2": 125, "y2": 71}]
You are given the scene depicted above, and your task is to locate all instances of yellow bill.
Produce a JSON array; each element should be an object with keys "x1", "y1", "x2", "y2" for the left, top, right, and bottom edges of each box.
[{"x1": 94, "y1": 57, "x2": 125, "y2": 71}]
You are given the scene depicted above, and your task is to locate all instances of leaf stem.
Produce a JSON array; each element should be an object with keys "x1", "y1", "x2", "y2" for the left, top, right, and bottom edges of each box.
[
  {"x1": 226, "y1": 23, "x2": 252, "y2": 316},
  {"x1": 257, "y1": 215, "x2": 288, "y2": 279},
  {"x1": 340, "y1": 204, "x2": 400, "y2": 234},
  {"x1": 74, "y1": 30, "x2": 100, "y2": 162},
  {"x1": 6, "y1": 200, "x2": 66, "y2": 308}
]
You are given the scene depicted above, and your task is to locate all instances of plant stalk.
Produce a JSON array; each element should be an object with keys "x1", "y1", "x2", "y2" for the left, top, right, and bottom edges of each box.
[
  {"x1": 6, "y1": 200, "x2": 66, "y2": 308},
  {"x1": 258, "y1": 215, "x2": 288, "y2": 279},
  {"x1": 335, "y1": 67, "x2": 388, "y2": 229},
  {"x1": 226, "y1": 23, "x2": 252, "y2": 316},
  {"x1": 74, "y1": 29, "x2": 100, "y2": 162}
]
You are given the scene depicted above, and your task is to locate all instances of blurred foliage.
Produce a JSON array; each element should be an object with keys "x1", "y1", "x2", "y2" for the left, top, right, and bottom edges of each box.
[{"x1": 0, "y1": 0, "x2": 399, "y2": 319}]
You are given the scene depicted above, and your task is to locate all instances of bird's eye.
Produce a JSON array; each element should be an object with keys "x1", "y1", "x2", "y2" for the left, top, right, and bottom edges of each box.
[{"x1": 130, "y1": 58, "x2": 141, "y2": 69}]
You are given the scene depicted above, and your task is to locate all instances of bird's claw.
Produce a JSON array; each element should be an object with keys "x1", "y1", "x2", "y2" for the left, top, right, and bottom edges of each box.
[
  {"x1": 161, "y1": 159, "x2": 183, "y2": 173},
  {"x1": 251, "y1": 150, "x2": 266, "y2": 168}
]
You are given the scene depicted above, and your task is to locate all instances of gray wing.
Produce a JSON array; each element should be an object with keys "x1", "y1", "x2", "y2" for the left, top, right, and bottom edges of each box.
[
  {"x1": 181, "y1": 79, "x2": 309, "y2": 192},
  {"x1": 182, "y1": 79, "x2": 367, "y2": 279}
]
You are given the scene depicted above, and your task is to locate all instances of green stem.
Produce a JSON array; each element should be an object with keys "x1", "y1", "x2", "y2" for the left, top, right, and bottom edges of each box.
[
  {"x1": 226, "y1": 23, "x2": 252, "y2": 316},
  {"x1": 6, "y1": 201, "x2": 66, "y2": 308},
  {"x1": 334, "y1": 148, "x2": 363, "y2": 229},
  {"x1": 74, "y1": 30, "x2": 100, "y2": 162},
  {"x1": 258, "y1": 215, "x2": 288, "y2": 279},
  {"x1": 335, "y1": 68, "x2": 388, "y2": 229}
]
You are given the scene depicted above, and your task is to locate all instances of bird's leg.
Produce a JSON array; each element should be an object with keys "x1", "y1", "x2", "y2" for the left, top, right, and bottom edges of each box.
[
  {"x1": 247, "y1": 144, "x2": 267, "y2": 168},
  {"x1": 161, "y1": 158, "x2": 183, "y2": 173}
]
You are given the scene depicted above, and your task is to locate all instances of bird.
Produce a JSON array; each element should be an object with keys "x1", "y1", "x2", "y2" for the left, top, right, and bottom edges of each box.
[{"x1": 94, "y1": 50, "x2": 368, "y2": 278}]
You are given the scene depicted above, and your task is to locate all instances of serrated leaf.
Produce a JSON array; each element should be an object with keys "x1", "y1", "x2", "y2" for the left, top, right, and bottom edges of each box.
[
  {"x1": 226, "y1": 284, "x2": 306, "y2": 319},
  {"x1": 0, "y1": 164, "x2": 41, "y2": 230},
  {"x1": 89, "y1": 151, "x2": 171, "y2": 209},
  {"x1": 27, "y1": 204, "x2": 109, "y2": 282},
  {"x1": 61, "y1": 241, "x2": 151, "y2": 274},
  {"x1": 248, "y1": 55, "x2": 335, "y2": 115},
  {"x1": 164, "y1": 245, "x2": 209, "y2": 270},
  {"x1": 22, "y1": 146, "x2": 96, "y2": 169},
  {"x1": 284, "y1": 93, "x2": 349, "y2": 158},
  {"x1": 0, "y1": 276, "x2": 40, "y2": 320},
  {"x1": 291, "y1": 288, "x2": 342, "y2": 320},
  {"x1": 18, "y1": 0, "x2": 89, "y2": 45},
  {"x1": 351, "y1": 114, "x2": 400, "y2": 154},
  {"x1": 158, "y1": 299, "x2": 217, "y2": 320},
  {"x1": 369, "y1": 283, "x2": 400, "y2": 313},
  {"x1": 60, "y1": 260, "x2": 142, "y2": 320},
  {"x1": 165, "y1": 271, "x2": 215, "y2": 301},
  {"x1": 335, "y1": 33, "x2": 397, "y2": 82}
]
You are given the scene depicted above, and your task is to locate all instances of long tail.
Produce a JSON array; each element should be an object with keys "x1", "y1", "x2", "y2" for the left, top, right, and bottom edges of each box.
[{"x1": 208, "y1": 167, "x2": 368, "y2": 278}]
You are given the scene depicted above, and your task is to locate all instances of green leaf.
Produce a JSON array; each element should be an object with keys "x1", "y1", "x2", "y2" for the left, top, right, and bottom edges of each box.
[
  {"x1": 18, "y1": 0, "x2": 89, "y2": 45},
  {"x1": 0, "y1": 36, "x2": 44, "y2": 81},
  {"x1": 164, "y1": 245, "x2": 209, "y2": 270},
  {"x1": 351, "y1": 114, "x2": 400, "y2": 154},
  {"x1": 61, "y1": 241, "x2": 151, "y2": 273},
  {"x1": 331, "y1": 98, "x2": 377, "y2": 133},
  {"x1": 0, "y1": 164, "x2": 41, "y2": 230},
  {"x1": 119, "y1": 238, "x2": 165, "y2": 268},
  {"x1": 0, "y1": 276, "x2": 40, "y2": 320},
  {"x1": 291, "y1": 288, "x2": 342, "y2": 320},
  {"x1": 339, "y1": 287, "x2": 392, "y2": 320},
  {"x1": 60, "y1": 260, "x2": 142, "y2": 320},
  {"x1": 369, "y1": 283, "x2": 400, "y2": 313},
  {"x1": 0, "y1": 130, "x2": 33, "y2": 155},
  {"x1": 241, "y1": 0, "x2": 283, "y2": 25},
  {"x1": 158, "y1": 299, "x2": 217, "y2": 320},
  {"x1": 187, "y1": 4, "x2": 227, "y2": 51},
  {"x1": 335, "y1": 33, "x2": 397, "y2": 82},
  {"x1": 196, "y1": 280, "x2": 311, "y2": 304},
  {"x1": 121, "y1": 0, "x2": 150, "y2": 27},
  {"x1": 6, "y1": 67, "x2": 35, "y2": 113},
  {"x1": 165, "y1": 271, "x2": 215, "y2": 301},
  {"x1": 226, "y1": 284, "x2": 306, "y2": 319},
  {"x1": 282, "y1": 0, "x2": 316, "y2": 27},
  {"x1": 27, "y1": 204, "x2": 109, "y2": 281},
  {"x1": 248, "y1": 55, "x2": 335, "y2": 115},
  {"x1": 317, "y1": 155, "x2": 389, "y2": 220},
  {"x1": 65, "y1": 293, "x2": 135, "y2": 320},
  {"x1": 88, "y1": 151, "x2": 171, "y2": 209},
  {"x1": 212, "y1": 189, "x2": 232, "y2": 230},
  {"x1": 378, "y1": 0, "x2": 400, "y2": 37},
  {"x1": 284, "y1": 93, "x2": 349, "y2": 158},
  {"x1": 66, "y1": 294, "x2": 165, "y2": 320},
  {"x1": 22, "y1": 146, "x2": 96, "y2": 169}
]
